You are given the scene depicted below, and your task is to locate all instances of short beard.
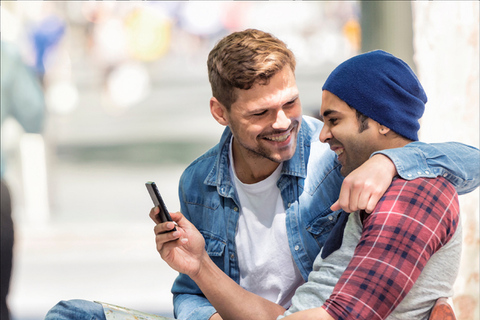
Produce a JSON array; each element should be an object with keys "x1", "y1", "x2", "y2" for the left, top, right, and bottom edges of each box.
[{"x1": 237, "y1": 119, "x2": 300, "y2": 163}]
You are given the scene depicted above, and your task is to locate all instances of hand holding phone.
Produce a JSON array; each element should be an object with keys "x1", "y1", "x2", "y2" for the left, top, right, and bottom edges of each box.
[{"x1": 146, "y1": 181, "x2": 176, "y2": 232}]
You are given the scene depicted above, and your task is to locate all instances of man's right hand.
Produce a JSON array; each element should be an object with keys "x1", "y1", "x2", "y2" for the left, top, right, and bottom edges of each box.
[
  {"x1": 149, "y1": 208, "x2": 207, "y2": 278},
  {"x1": 150, "y1": 209, "x2": 286, "y2": 320}
]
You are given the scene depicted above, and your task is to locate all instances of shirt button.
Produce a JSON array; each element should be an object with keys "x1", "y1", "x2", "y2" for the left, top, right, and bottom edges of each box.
[
  {"x1": 287, "y1": 203, "x2": 291, "y2": 208},
  {"x1": 407, "y1": 174, "x2": 413, "y2": 177},
  {"x1": 234, "y1": 207, "x2": 238, "y2": 212},
  {"x1": 443, "y1": 173, "x2": 448, "y2": 177},
  {"x1": 230, "y1": 254, "x2": 235, "y2": 259},
  {"x1": 294, "y1": 245, "x2": 300, "y2": 251},
  {"x1": 425, "y1": 170, "x2": 430, "y2": 174},
  {"x1": 417, "y1": 171, "x2": 422, "y2": 175}
]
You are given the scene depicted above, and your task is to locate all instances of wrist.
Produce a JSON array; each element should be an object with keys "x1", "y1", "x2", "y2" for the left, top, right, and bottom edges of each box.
[
  {"x1": 372, "y1": 153, "x2": 397, "y2": 177},
  {"x1": 190, "y1": 251, "x2": 214, "y2": 282}
]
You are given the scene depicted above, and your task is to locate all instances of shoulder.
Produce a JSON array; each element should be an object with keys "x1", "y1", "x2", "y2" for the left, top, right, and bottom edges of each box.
[
  {"x1": 385, "y1": 177, "x2": 458, "y2": 207},
  {"x1": 180, "y1": 127, "x2": 230, "y2": 187},
  {"x1": 180, "y1": 144, "x2": 219, "y2": 185},
  {"x1": 299, "y1": 115, "x2": 323, "y2": 143},
  {"x1": 182, "y1": 145, "x2": 219, "y2": 173},
  {"x1": 370, "y1": 177, "x2": 459, "y2": 243}
]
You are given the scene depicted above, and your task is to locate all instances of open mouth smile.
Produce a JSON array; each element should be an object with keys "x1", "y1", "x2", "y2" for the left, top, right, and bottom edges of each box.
[
  {"x1": 264, "y1": 131, "x2": 291, "y2": 142},
  {"x1": 329, "y1": 144, "x2": 345, "y2": 159}
]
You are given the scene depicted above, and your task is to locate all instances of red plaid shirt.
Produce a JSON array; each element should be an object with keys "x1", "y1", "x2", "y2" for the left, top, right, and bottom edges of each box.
[{"x1": 323, "y1": 177, "x2": 459, "y2": 319}]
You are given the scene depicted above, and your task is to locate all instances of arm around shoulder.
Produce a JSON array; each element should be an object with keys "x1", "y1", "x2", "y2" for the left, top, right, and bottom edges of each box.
[{"x1": 373, "y1": 141, "x2": 480, "y2": 195}]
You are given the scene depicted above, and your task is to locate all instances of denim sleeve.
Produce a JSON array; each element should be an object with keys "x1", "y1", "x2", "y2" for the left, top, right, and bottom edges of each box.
[
  {"x1": 372, "y1": 141, "x2": 480, "y2": 195},
  {"x1": 173, "y1": 293, "x2": 217, "y2": 320},
  {"x1": 174, "y1": 178, "x2": 218, "y2": 320}
]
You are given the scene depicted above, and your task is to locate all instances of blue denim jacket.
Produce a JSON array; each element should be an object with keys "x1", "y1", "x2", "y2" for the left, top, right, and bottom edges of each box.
[{"x1": 172, "y1": 116, "x2": 479, "y2": 320}]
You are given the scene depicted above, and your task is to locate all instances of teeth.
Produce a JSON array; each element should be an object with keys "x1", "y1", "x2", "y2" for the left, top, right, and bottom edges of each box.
[
  {"x1": 335, "y1": 149, "x2": 344, "y2": 156},
  {"x1": 266, "y1": 132, "x2": 290, "y2": 142}
]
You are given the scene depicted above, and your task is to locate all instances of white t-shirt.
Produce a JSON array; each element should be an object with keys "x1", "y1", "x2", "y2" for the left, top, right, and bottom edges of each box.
[{"x1": 229, "y1": 138, "x2": 304, "y2": 308}]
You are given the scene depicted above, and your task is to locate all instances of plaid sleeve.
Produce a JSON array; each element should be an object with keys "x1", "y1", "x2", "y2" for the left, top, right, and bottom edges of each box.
[{"x1": 323, "y1": 177, "x2": 459, "y2": 320}]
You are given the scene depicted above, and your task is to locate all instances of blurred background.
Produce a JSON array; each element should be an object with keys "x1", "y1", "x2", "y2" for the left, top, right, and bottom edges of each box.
[{"x1": 0, "y1": 1, "x2": 478, "y2": 320}]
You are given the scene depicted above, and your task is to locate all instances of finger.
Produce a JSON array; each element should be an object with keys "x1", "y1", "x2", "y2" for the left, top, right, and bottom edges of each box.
[
  {"x1": 169, "y1": 211, "x2": 196, "y2": 232},
  {"x1": 155, "y1": 230, "x2": 181, "y2": 246},
  {"x1": 347, "y1": 182, "x2": 362, "y2": 213},
  {"x1": 154, "y1": 227, "x2": 181, "y2": 252},
  {"x1": 149, "y1": 207, "x2": 160, "y2": 224},
  {"x1": 365, "y1": 191, "x2": 383, "y2": 213},
  {"x1": 330, "y1": 200, "x2": 341, "y2": 212},
  {"x1": 337, "y1": 179, "x2": 354, "y2": 213},
  {"x1": 336, "y1": 184, "x2": 348, "y2": 212},
  {"x1": 154, "y1": 222, "x2": 179, "y2": 236},
  {"x1": 156, "y1": 228, "x2": 189, "y2": 253},
  {"x1": 356, "y1": 184, "x2": 373, "y2": 212},
  {"x1": 337, "y1": 192, "x2": 351, "y2": 213},
  {"x1": 156, "y1": 234, "x2": 184, "y2": 256},
  {"x1": 169, "y1": 211, "x2": 185, "y2": 224},
  {"x1": 157, "y1": 237, "x2": 189, "y2": 262}
]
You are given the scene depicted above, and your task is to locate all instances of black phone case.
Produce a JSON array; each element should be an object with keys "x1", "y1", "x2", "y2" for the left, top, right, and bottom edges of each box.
[{"x1": 146, "y1": 181, "x2": 176, "y2": 232}]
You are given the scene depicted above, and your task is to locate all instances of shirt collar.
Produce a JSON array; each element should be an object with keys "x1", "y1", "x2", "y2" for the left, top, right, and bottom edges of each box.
[{"x1": 205, "y1": 119, "x2": 310, "y2": 191}]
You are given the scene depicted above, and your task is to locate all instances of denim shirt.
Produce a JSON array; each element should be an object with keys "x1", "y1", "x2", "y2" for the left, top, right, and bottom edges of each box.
[{"x1": 172, "y1": 116, "x2": 479, "y2": 320}]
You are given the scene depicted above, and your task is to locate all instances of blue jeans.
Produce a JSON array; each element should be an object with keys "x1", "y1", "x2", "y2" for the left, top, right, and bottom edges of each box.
[{"x1": 44, "y1": 300, "x2": 106, "y2": 320}]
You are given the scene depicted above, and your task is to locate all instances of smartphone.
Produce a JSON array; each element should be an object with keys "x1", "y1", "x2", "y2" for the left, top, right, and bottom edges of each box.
[{"x1": 146, "y1": 181, "x2": 176, "y2": 232}]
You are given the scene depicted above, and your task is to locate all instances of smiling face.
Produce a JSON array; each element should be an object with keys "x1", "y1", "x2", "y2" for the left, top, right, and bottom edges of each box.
[
  {"x1": 212, "y1": 66, "x2": 302, "y2": 181},
  {"x1": 319, "y1": 90, "x2": 381, "y2": 177}
]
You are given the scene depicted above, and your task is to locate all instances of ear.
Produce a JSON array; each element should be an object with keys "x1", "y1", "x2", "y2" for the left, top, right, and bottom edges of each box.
[
  {"x1": 210, "y1": 97, "x2": 229, "y2": 126},
  {"x1": 378, "y1": 124, "x2": 391, "y2": 136}
]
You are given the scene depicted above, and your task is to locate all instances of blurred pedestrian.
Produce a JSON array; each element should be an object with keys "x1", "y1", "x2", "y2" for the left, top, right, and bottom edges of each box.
[{"x1": 1, "y1": 40, "x2": 46, "y2": 320}]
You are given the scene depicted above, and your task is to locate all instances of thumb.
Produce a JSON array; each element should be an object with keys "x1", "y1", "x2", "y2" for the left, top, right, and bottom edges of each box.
[
  {"x1": 169, "y1": 211, "x2": 185, "y2": 225},
  {"x1": 170, "y1": 211, "x2": 194, "y2": 230}
]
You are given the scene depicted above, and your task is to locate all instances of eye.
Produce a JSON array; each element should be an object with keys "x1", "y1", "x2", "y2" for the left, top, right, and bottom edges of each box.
[
  {"x1": 329, "y1": 118, "x2": 338, "y2": 125},
  {"x1": 284, "y1": 98, "x2": 297, "y2": 109},
  {"x1": 253, "y1": 110, "x2": 267, "y2": 116}
]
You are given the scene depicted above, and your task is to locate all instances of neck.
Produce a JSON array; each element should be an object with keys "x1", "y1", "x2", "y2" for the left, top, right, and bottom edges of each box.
[
  {"x1": 231, "y1": 140, "x2": 280, "y2": 184},
  {"x1": 380, "y1": 132, "x2": 413, "y2": 150}
]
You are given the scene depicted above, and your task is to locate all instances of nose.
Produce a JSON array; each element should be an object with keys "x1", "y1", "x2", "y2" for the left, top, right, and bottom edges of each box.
[
  {"x1": 319, "y1": 123, "x2": 331, "y2": 143},
  {"x1": 272, "y1": 109, "x2": 291, "y2": 130}
]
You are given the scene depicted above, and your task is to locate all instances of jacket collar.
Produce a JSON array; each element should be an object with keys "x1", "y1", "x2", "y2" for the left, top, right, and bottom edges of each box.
[{"x1": 205, "y1": 118, "x2": 310, "y2": 194}]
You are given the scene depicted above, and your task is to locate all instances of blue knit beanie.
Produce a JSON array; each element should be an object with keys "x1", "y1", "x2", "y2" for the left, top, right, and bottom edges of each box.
[{"x1": 322, "y1": 50, "x2": 427, "y2": 141}]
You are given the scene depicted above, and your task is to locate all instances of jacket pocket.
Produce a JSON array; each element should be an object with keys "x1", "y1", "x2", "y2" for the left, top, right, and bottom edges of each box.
[
  {"x1": 200, "y1": 231, "x2": 227, "y2": 270},
  {"x1": 306, "y1": 211, "x2": 339, "y2": 248}
]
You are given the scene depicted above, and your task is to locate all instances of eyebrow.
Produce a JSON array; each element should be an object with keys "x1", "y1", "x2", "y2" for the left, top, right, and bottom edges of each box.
[
  {"x1": 320, "y1": 109, "x2": 340, "y2": 121},
  {"x1": 249, "y1": 95, "x2": 300, "y2": 114}
]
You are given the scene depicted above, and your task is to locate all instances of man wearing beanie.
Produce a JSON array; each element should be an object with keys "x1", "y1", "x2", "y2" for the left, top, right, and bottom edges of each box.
[
  {"x1": 280, "y1": 50, "x2": 465, "y2": 319},
  {"x1": 44, "y1": 29, "x2": 480, "y2": 320},
  {"x1": 145, "y1": 49, "x2": 474, "y2": 320}
]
